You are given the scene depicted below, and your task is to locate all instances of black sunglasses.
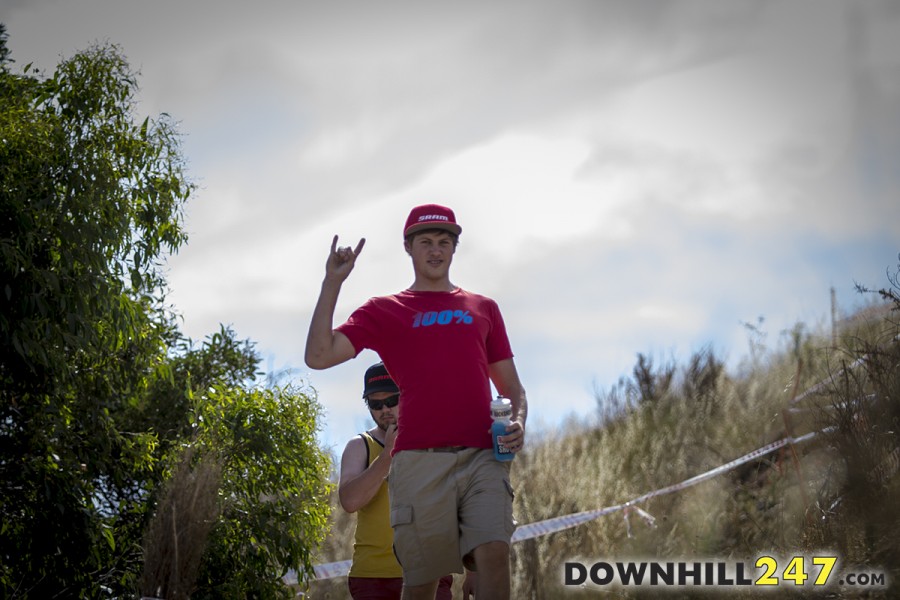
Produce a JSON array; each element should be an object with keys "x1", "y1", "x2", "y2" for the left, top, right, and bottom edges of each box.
[{"x1": 366, "y1": 393, "x2": 400, "y2": 411}]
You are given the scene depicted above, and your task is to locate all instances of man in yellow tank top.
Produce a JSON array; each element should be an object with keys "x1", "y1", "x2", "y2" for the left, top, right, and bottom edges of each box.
[{"x1": 338, "y1": 363, "x2": 455, "y2": 599}]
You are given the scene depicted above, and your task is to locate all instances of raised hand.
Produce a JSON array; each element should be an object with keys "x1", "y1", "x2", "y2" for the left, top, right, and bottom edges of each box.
[{"x1": 325, "y1": 235, "x2": 365, "y2": 282}]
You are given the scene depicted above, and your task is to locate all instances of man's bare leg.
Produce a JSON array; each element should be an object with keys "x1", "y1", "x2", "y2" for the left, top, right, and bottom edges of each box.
[
  {"x1": 472, "y1": 541, "x2": 510, "y2": 599},
  {"x1": 401, "y1": 579, "x2": 439, "y2": 600}
]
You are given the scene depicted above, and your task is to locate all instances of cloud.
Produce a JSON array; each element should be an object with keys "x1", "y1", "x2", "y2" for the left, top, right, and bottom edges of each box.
[{"x1": 4, "y1": 0, "x2": 899, "y2": 451}]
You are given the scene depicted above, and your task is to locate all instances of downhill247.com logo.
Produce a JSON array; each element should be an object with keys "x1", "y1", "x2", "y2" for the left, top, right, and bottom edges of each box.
[
  {"x1": 412, "y1": 310, "x2": 473, "y2": 327},
  {"x1": 563, "y1": 556, "x2": 889, "y2": 591}
]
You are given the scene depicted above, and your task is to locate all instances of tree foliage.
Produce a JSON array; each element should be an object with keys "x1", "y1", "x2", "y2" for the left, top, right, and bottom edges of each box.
[
  {"x1": 1, "y1": 30, "x2": 190, "y2": 596},
  {"x1": 189, "y1": 383, "x2": 332, "y2": 599},
  {"x1": 1, "y1": 29, "x2": 331, "y2": 598},
  {"x1": 140, "y1": 331, "x2": 333, "y2": 600}
]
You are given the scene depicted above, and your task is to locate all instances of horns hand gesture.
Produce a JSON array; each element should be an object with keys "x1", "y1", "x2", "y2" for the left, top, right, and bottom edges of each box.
[{"x1": 325, "y1": 235, "x2": 366, "y2": 282}]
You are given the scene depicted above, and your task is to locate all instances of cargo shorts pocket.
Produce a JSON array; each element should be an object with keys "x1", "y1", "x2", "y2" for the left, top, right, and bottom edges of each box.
[
  {"x1": 390, "y1": 505, "x2": 413, "y2": 528},
  {"x1": 390, "y1": 505, "x2": 421, "y2": 570}
]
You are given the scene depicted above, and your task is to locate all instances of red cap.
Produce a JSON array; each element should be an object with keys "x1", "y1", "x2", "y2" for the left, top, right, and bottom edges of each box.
[{"x1": 403, "y1": 204, "x2": 462, "y2": 237}]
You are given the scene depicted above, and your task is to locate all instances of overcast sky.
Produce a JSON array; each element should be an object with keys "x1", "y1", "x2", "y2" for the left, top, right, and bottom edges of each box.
[{"x1": 3, "y1": 0, "x2": 899, "y2": 454}]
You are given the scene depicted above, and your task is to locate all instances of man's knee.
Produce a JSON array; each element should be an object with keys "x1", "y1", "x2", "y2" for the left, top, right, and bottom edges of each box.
[{"x1": 472, "y1": 540, "x2": 509, "y2": 569}]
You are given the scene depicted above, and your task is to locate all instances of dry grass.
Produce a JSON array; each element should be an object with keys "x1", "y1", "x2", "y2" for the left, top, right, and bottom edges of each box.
[
  {"x1": 311, "y1": 295, "x2": 899, "y2": 599},
  {"x1": 141, "y1": 447, "x2": 223, "y2": 600}
]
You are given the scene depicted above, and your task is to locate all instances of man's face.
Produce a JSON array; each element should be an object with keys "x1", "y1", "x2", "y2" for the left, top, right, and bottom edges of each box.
[
  {"x1": 366, "y1": 391, "x2": 399, "y2": 431},
  {"x1": 405, "y1": 231, "x2": 456, "y2": 282}
]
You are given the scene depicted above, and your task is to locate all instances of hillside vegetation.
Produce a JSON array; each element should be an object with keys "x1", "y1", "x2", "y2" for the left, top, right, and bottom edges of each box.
[{"x1": 309, "y1": 262, "x2": 900, "y2": 599}]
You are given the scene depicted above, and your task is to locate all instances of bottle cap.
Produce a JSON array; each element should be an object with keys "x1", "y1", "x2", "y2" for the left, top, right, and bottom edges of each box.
[{"x1": 490, "y1": 395, "x2": 512, "y2": 419}]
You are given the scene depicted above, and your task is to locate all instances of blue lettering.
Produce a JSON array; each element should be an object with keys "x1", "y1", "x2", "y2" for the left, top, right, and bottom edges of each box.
[{"x1": 412, "y1": 310, "x2": 474, "y2": 328}]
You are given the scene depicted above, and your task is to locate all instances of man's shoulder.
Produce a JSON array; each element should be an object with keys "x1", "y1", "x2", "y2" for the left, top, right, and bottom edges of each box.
[
  {"x1": 458, "y1": 288, "x2": 495, "y2": 301},
  {"x1": 456, "y1": 288, "x2": 501, "y2": 309},
  {"x1": 347, "y1": 293, "x2": 404, "y2": 317},
  {"x1": 342, "y1": 433, "x2": 366, "y2": 453},
  {"x1": 339, "y1": 434, "x2": 368, "y2": 471},
  {"x1": 360, "y1": 292, "x2": 406, "y2": 307}
]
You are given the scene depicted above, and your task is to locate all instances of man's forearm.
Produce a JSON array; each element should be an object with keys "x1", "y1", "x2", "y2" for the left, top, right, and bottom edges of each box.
[
  {"x1": 305, "y1": 277, "x2": 343, "y2": 369},
  {"x1": 511, "y1": 388, "x2": 527, "y2": 427}
]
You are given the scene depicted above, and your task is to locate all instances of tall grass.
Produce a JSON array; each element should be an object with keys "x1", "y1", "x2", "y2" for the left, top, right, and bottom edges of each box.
[
  {"x1": 142, "y1": 448, "x2": 224, "y2": 600},
  {"x1": 311, "y1": 266, "x2": 899, "y2": 599}
]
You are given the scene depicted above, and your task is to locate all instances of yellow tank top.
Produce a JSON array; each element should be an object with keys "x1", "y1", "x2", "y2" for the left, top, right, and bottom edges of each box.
[{"x1": 348, "y1": 432, "x2": 403, "y2": 578}]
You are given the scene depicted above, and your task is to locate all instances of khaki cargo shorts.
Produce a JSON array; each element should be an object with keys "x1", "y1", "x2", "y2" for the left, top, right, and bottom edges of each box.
[{"x1": 388, "y1": 447, "x2": 516, "y2": 587}]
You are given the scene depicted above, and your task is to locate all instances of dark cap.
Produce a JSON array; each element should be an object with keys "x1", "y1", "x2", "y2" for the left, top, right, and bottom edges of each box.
[
  {"x1": 363, "y1": 362, "x2": 399, "y2": 398},
  {"x1": 403, "y1": 204, "x2": 462, "y2": 237}
]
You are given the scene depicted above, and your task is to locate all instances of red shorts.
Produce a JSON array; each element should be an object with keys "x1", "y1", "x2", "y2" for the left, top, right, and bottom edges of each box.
[{"x1": 347, "y1": 575, "x2": 453, "y2": 599}]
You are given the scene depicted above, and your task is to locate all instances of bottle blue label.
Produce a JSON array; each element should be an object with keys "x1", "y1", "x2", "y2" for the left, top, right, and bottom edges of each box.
[{"x1": 492, "y1": 421, "x2": 514, "y2": 462}]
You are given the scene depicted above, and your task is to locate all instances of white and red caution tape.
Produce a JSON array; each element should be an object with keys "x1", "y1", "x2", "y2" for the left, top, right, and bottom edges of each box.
[
  {"x1": 287, "y1": 429, "x2": 826, "y2": 584},
  {"x1": 790, "y1": 333, "x2": 900, "y2": 406},
  {"x1": 311, "y1": 560, "x2": 353, "y2": 581},
  {"x1": 508, "y1": 429, "x2": 824, "y2": 543}
]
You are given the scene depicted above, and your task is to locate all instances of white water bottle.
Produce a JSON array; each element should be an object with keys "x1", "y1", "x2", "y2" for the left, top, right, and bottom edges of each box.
[{"x1": 491, "y1": 396, "x2": 514, "y2": 462}]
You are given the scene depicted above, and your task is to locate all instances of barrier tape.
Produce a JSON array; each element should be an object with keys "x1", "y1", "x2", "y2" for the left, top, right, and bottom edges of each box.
[
  {"x1": 311, "y1": 560, "x2": 353, "y2": 581},
  {"x1": 508, "y1": 430, "x2": 824, "y2": 544},
  {"x1": 786, "y1": 393, "x2": 878, "y2": 414},
  {"x1": 790, "y1": 333, "x2": 899, "y2": 406},
  {"x1": 287, "y1": 429, "x2": 826, "y2": 584},
  {"x1": 624, "y1": 506, "x2": 657, "y2": 538}
]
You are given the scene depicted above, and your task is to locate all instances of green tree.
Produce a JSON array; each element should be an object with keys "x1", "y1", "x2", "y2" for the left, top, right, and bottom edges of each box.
[
  {"x1": 1, "y1": 31, "x2": 331, "y2": 598},
  {"x1": 0, "y1": 25, "x2": 10, "y2": 66},
  {"x1": 1, "y1": 29, "x2": 191, "y2": 596}
]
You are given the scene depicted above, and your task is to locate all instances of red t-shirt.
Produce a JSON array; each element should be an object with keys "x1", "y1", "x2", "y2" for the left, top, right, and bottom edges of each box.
[{"x1": 336, "y1": 288, "x2": 514, "y2": 452}]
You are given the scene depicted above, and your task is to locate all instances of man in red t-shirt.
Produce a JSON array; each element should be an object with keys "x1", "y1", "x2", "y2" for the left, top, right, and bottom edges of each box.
[{"x1": 306, "y1": 204, "x2": 527, "y2": 600}]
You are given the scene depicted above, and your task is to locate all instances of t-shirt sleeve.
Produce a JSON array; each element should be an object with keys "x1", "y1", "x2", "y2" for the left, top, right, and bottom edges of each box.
[
  {"x1": 334, "y1": 299, "x2": 380, "y2": 356},
  {"x1": 486, "y1": 299, "x2": 514, "y2": 364}
]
